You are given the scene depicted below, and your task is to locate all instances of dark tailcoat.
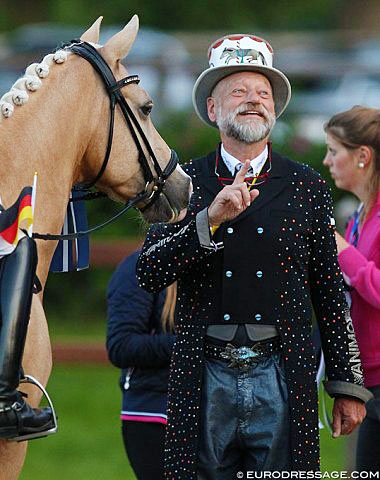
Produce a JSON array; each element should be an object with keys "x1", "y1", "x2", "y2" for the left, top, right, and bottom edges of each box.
[{"x1": 137, "y1": 149, "x2": 364, "y2": 479}]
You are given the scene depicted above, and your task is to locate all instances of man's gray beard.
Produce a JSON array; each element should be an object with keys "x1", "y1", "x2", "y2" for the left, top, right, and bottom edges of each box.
[{"x1": 216, "y1": 105, "x2": 276, "y2": 144}]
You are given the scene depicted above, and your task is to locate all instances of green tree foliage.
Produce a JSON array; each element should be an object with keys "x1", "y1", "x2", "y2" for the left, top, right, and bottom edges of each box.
[{"x1": 0, "y1": 0, "x2": 346, "y2": 33}]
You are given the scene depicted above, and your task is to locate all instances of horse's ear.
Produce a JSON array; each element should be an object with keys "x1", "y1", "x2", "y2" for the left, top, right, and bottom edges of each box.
[
  {"x1": 80, "y1": 17, "x2": 103, "y2": 43},
  {"x1": 102, "y1": 15, "x2": 139, "y2": 62}
]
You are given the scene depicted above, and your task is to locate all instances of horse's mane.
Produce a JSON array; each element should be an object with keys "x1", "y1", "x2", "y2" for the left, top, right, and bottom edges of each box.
[{"x1": 0, "y1": 49, "x2": 70, "y2": 119}]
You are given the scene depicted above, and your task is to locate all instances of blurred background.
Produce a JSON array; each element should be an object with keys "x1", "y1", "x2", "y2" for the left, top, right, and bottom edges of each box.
[{"x1": 1, "y1": 0, "x2": 378, "y2": 477}]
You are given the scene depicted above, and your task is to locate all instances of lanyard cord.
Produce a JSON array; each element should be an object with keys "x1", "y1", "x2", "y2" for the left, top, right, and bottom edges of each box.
[
  {"x1": 214, "y1": 143, "x2": 272, "y2": 189},
  {"x1": 348, "y1": 203, "x2": 363, "y2": 247}
]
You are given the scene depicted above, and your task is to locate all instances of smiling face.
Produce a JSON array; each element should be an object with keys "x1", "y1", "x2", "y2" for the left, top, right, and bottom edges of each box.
[
  {"x1": 207, "y1": 71, "x2": 276, "y2": 144},
  {"x1": 323, "y1": 133, "x2": 361, "y2": 192}
]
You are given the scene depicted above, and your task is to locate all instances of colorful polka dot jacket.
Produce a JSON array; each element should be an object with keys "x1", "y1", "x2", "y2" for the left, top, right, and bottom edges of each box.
[{"x1": 137, "y1": 148, "x2": 371, "y2": 478}]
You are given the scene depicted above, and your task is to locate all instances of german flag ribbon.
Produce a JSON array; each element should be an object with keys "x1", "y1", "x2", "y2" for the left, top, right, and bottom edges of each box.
[{"x1": 0, "y1": 187, "x2": 33, "y2": 256}]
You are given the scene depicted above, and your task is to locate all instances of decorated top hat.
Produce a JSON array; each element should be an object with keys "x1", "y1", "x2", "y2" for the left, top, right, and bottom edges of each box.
[{"x1": 192, "y1": 34, "x2": 291, "y2": 127}]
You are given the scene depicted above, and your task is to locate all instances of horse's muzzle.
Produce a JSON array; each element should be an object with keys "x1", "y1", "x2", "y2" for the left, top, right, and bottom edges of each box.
[{"x1": 141, "y1": 167, "x2": 192, "y2": 224}]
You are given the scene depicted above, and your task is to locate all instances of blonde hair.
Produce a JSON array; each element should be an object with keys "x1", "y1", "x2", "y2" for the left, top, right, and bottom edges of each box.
[
  {"x1": 324, "y1": 106, "x2": 380, "y2": 217},
  {"x1": 161, "y1": 282, "x2": 177, "y2": 333}
]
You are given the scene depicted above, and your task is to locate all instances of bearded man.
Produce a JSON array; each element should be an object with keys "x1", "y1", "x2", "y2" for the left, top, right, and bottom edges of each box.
[{"x1": 137, "y1": 34, "x2": 372, "y2": 479}]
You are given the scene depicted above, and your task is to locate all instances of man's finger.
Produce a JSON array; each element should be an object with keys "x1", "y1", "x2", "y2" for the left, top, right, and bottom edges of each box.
[
  {"x1": 238, "y1": 183, "x2": 251, "y2": 207},
  {"x1": 340, "y1": 419, "x2": 353, "y2": 436},
  {"x1": 223, "y1": 190, "x2": 243, "y2": 210},
  {"x1": 229, "y1": 184, "x2": 252, "y2": 209},
  {"x1": 332, "y1": 410, "x2": 342, "y2": 438},
  {"x1": 250, "y1": 189, "x2": 260, "y2": 202},
  {"x1": 233, "y1": 160, "x2": 251, "y2": 184}
]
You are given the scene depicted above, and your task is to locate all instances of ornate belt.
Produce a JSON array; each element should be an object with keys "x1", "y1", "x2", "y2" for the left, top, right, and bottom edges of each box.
[{"x1": 204, "y1": 337, "x2": 281, "y2": 372}]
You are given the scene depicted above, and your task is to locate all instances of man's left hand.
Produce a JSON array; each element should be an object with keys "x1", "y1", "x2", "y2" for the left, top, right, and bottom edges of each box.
[{"x1": 332, "y1": 397, "x2": 366, "y2": 438}]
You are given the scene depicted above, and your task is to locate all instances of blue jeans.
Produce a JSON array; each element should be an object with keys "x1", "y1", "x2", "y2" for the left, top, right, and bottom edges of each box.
[{"x1": 197, "y1": 352, "x2": 290, "y2": 479}]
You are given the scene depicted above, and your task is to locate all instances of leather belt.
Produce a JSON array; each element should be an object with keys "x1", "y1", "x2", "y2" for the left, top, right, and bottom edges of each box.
[{"x1": 204, "y1": 337, "x2": 281, "y2": 372}]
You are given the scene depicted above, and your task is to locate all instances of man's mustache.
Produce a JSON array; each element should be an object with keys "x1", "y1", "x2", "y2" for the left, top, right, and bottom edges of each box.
[{"x1": 234, "y1": 103, "x2": 270, "y2": 121}]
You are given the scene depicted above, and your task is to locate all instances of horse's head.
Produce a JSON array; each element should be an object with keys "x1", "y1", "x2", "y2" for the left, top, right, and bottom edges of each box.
[{"x1": 78, "y1": 16, "x2": 192, "y2": 224}]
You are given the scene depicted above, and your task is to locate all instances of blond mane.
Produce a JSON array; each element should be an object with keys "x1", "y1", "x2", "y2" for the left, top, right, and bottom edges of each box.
[{"x1": 0, "y1": 49, "x2": 69, "y2": 119}]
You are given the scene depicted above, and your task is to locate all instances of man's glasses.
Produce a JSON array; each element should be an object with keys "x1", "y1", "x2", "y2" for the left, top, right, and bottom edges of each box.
[{"x1": 214, "y1": 144, "x2": 272, "y2": 189}]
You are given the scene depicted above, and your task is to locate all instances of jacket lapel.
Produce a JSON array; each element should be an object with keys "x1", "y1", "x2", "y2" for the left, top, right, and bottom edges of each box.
[{"x1": 197, "y1": 150, "x2": 226, "y2": 204}]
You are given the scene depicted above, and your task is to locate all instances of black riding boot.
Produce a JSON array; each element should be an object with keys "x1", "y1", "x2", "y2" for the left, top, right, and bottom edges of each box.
[{"x1": 0, "y1": 236, "x2": 54, "y2": 439}]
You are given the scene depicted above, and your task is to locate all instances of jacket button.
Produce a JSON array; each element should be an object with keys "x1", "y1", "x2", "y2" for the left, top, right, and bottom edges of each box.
[
  {"x1": 257, "y1": 227, "x2": 264, "y2": 234},
  {"x1": 227, "y1": 227, "x2": 234, "y2": 234},
  {"x1": 256, "y1": 270, "x2": 263, "y2": 278},
  {"x1": 226, "y1": 270, "x2": 233, "y2": 278},
  {"x1": 224, "y1": 314, "x2": 231, "y2": 321},
  {"x1": 255, "y1": 314, "x2": 262, "y2": 321}
]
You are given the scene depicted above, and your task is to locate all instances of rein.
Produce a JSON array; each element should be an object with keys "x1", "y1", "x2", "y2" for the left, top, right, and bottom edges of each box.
[{"x1": 33, "y1": 41, "x2": 178, "y2": 241}]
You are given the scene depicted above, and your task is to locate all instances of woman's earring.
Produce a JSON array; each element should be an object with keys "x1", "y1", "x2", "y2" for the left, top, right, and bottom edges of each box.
[{"x1": 358, "y1": 162, "x2": 365, "y2": 168}]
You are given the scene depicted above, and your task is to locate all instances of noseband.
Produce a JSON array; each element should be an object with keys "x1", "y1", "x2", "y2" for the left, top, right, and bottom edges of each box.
[
  {"x1": 69, "y1": 41, "x2": 178, "y2": 211},
  {"x1": 33, "y1": 41, "x2": 179, "y2": 241}
]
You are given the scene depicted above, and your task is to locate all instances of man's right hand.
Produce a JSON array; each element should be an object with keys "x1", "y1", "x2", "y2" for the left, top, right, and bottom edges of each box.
[{"x1": 208, "y1": 160, "x2": 260, "y2": 227}]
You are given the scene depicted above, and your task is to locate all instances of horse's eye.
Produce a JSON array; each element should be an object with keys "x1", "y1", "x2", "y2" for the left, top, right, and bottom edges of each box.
[{"x1": 141, "y1": 102, "x2": 153, "y2": 116}]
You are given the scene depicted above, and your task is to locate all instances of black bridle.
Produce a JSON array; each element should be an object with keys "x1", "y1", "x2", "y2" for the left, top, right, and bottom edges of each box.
[{"x1": 33, "y1": 41, "x2": 178, "y2": 241}]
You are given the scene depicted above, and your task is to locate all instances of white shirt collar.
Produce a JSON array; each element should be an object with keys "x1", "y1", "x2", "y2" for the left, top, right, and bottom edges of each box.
[{"x1": 221, "y1": 144, "x2": 268, "y2": 176}]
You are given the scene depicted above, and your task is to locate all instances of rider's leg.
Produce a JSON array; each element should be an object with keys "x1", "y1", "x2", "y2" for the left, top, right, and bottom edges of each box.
[{"x1": 0, "y1": 236, "x2": 54, "y2": 439}]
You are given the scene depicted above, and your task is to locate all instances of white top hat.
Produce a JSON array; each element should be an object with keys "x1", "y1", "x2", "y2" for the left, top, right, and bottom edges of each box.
[{"x1": 192, "y1": 34, "x2": 291, "y2": 127}]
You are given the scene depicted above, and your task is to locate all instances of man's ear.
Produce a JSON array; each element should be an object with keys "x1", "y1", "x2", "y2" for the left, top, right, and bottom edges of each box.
[{"x1": 207, "y1": 97, "x2": 216, "y2": 123}]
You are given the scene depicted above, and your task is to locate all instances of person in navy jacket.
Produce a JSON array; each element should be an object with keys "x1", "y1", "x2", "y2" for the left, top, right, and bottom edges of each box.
[{"x1": 107, "y1": 250, "x2": 176, "y2": 480}]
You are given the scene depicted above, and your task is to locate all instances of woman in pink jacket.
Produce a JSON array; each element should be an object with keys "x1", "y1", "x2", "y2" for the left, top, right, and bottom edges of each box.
[{"x1": 323, "y1": 106, "x2": 380, "y2": 472}]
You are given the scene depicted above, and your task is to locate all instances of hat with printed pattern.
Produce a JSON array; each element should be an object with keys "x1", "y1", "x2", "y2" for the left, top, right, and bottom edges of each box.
[{"x1": 192, "y1": 34, "x2": 291, "y2": 127}]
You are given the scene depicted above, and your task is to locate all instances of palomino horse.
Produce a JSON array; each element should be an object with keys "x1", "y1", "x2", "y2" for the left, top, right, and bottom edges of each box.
[{"x1": 0, "y1": 16, "x2": 191, "y2": 479}]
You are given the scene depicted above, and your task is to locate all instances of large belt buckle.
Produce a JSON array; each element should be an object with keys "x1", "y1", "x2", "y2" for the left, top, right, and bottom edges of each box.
[{"x1": 220, "y1": 343, "x2": 262, "y2": 372}]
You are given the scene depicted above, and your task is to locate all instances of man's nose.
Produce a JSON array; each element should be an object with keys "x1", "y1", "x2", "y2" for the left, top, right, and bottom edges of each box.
[{"x1": 246, "y1": 90, "x2": 261, "y2": 104}]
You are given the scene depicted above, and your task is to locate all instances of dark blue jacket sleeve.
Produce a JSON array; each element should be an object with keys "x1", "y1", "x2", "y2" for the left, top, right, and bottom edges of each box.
[{"x1": 106, "y1": 252, "x2": 175, "y2": 369}]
